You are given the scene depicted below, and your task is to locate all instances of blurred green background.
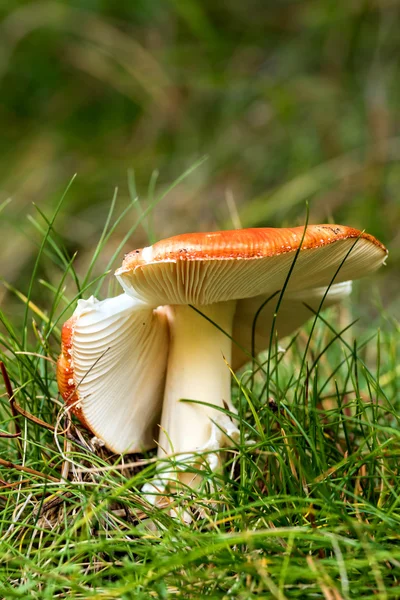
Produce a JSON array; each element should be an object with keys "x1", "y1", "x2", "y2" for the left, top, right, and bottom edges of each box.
[{"x1": 0, "y1": 0, "x2": 399, "y2": 319}]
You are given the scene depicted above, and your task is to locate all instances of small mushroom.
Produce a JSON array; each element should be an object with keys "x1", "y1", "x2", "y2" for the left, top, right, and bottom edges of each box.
[
  {"x1": 232, "y1": 280, "x2": 354, "y2": 368},
  {"x1": 114, "y1": 225, "x2": 387, "y2": 491},
  {"x1": 57, "y1": 293, "x2": 169, "y2": 453}
]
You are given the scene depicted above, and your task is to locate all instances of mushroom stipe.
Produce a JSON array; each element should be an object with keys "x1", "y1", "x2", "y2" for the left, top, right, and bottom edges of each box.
[{"x1": 57, "y1": 225, "x2": 388, "y2": 504}]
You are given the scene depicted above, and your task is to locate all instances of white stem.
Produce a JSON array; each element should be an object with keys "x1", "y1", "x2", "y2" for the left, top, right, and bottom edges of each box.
[{"x1": 156, "y1": 301, "x2": 239, "y2": 485}]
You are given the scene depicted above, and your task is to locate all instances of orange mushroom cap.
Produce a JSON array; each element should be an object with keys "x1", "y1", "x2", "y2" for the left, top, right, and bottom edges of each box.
[{"x1": 115, "y1": 224, "x2": 387, "y2": 307}]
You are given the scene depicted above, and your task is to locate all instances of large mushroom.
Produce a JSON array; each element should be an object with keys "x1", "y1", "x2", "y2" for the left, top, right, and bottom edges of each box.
[
  {"x1": 57, "y1": 225, "x2": 387, "y2": 490},
  {"x1": 115, "y1": 225, "x2": 387, "y2": 489}
]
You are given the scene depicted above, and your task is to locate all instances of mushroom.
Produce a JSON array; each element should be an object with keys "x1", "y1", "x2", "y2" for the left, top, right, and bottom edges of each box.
[
  {"x1": 114, "y1": 225, "x2": 387, "y2": 491},
  {"x1": 231, "y1": 280, "x2": 354, "y2": 369},
  {"x1": 57, "y1": 225, "x2": 387, "y2": 493},
  {"x1": 57, "y1": 293, "x2": 169, "y2": 453}
]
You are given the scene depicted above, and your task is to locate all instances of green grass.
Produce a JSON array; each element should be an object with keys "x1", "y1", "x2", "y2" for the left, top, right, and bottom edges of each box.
[{"x1": 0, "y1": 182, "x2": 399, "y2": 599}]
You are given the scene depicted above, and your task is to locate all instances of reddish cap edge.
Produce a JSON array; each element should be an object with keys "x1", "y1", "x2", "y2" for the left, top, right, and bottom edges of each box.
[
  {"x1": 57, "y1": 316, "x2": 91, "y2": 431},
  {"x1": 116, "y1": 225, "x2": 388, "y2": 275}
]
